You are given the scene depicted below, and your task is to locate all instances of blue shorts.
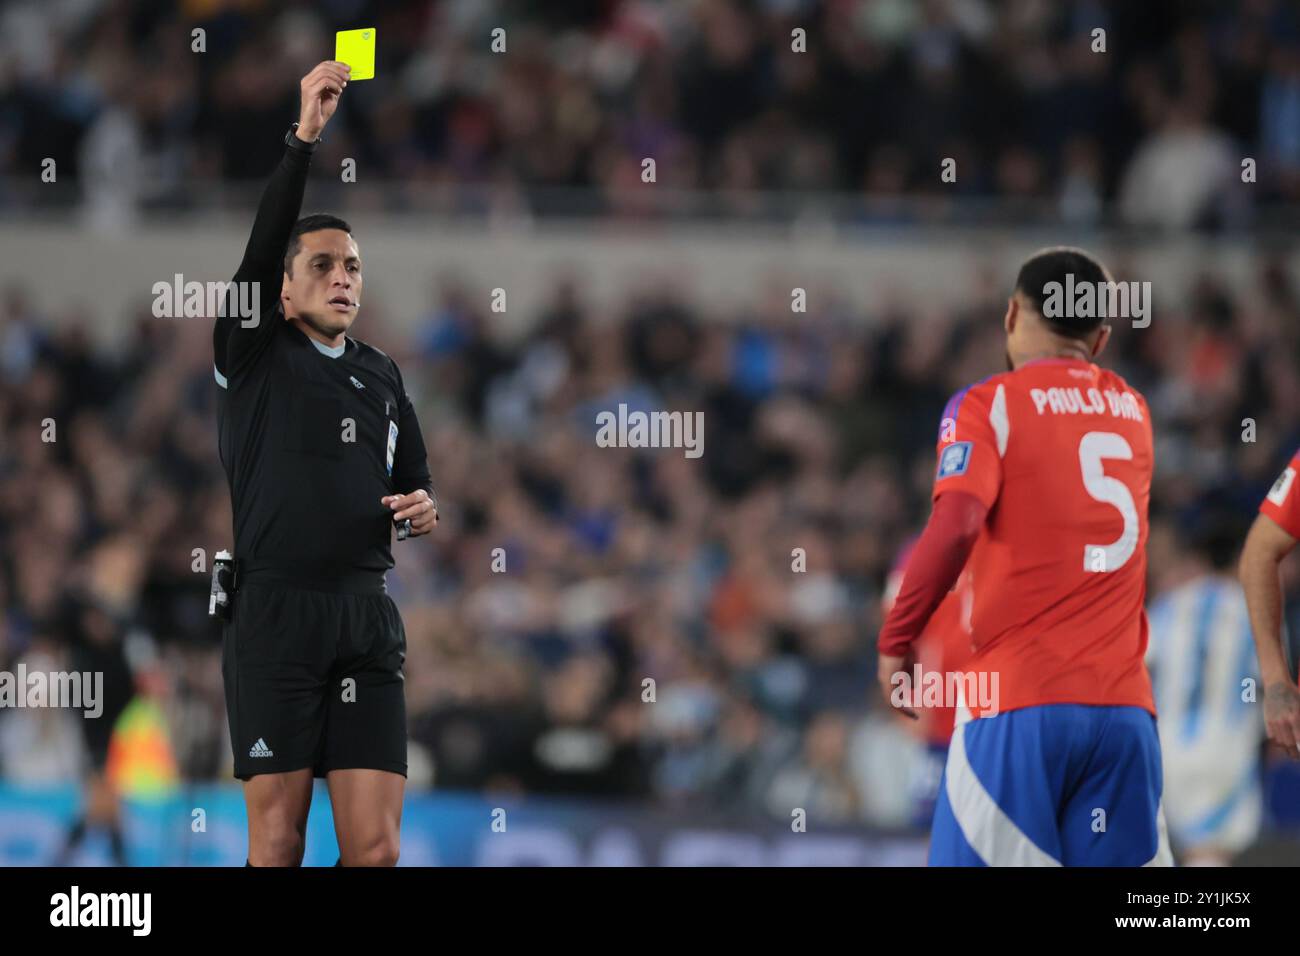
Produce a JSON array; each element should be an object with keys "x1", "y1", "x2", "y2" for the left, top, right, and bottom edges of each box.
[
  {"x1": 929, "y1": 703, "x2": 1172, "y2": 866},
  {"x1": 909, "y1": 742, "x2": 950, "y2": 831}
]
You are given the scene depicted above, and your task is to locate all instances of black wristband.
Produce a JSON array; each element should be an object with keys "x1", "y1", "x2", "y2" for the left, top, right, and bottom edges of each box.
[{"x1": 285, "y1": 122, "x2": 321, "y2": 154}]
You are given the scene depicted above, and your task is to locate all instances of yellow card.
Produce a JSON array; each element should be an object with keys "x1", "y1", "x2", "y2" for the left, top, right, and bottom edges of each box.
[{"x1": 335, "y1": 28, "x2": 376, "y2": 81}]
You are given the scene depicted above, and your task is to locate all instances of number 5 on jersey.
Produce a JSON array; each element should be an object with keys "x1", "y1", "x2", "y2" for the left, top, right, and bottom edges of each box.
[{"x1": 1079, "y1": 431, "x2": 1138, "y2": 573}]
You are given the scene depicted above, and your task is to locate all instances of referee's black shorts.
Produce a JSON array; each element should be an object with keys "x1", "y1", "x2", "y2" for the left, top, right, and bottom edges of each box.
[{"x1": 221, "y1": 572, "x2": 408, "y2": 781}]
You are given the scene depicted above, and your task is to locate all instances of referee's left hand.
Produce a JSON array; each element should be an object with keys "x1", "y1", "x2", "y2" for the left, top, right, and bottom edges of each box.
[{"x1": 383, "y1": 489, "x2": 438, "y2": 536}]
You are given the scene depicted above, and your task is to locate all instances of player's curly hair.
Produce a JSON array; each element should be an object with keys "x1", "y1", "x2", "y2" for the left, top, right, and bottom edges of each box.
[{"x1": 1014, "y1": 246, "x2": 1114, "y2": 339}]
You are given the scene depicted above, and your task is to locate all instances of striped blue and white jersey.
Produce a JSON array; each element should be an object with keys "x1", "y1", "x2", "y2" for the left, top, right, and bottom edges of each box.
[{"x1": 1146, "y1": 574, "x2": 1263, "y2": 851}]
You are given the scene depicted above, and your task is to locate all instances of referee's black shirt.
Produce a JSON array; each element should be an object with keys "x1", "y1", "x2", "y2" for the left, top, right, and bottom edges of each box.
[{"x1": 213, "y1": 136, "x2": 433, "y2": 591}]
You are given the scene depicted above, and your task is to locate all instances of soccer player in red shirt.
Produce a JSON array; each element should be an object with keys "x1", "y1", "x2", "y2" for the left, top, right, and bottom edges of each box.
[
  {"x1": 1240, "y1": 450, "x2": 1300, "y2": 760},
  {"x1": 881, "y1": 539, "x2": 972, "y2": 827},
  {"x1": 877, "y1": 247, "x2": 1172, "y2": 866}
]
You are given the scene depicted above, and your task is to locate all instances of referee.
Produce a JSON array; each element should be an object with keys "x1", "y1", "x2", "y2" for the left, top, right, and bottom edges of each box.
[{"x1": 213, "y1": 61, "x2": 436, "y2": 866}]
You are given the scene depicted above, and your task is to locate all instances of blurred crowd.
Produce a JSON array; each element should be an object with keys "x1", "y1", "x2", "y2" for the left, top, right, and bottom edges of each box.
[
  {"x1": 1, "y1": 0, "x2": 1299, "y2": 854},
  {"x1": 2, "y1": 0, "x2": 1300, "y2": 226},
  {"x1": 2, "y1": 255, "x2": 1300, "y2": 837}
]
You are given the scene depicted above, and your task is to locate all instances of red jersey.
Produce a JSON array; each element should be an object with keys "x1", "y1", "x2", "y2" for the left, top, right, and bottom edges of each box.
[
  {"x1": 1260, "y1": 449, "x2": 1300, "y2": 537},
  {"x1": 934, "y1": 357, "x2": 1155, "y2": 718},
  {"x1": 884, "y1": 539, "x2": 973, "y2": 744}
]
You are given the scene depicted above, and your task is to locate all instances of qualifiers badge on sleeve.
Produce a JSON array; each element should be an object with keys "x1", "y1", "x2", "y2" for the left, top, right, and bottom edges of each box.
[
  {"x1": 386, "y1": 420, "x2": 398, "y2": 476},
  {"x1": 937, "y1": 441, "x2": 972, "y2": 479}
]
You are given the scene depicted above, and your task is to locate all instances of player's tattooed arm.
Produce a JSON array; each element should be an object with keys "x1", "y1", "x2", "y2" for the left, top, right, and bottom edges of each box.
[{"x1": 1240, "y1": 513, "x2": 1300, "y2": 757}]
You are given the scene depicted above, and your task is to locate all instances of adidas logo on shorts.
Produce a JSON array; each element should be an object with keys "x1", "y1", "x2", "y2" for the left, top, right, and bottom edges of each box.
[{"x1": 249, "y1": 738, "x2": 274, "y2": 758}]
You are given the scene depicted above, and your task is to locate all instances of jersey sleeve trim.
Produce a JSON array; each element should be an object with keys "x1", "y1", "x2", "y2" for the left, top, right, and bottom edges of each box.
[
  {"x1": 989, "y1": 383, "x2": 1009, "y2": 457},
  {"x1": 933, "y1": 379, "x2": 1003, "y2": 510}
]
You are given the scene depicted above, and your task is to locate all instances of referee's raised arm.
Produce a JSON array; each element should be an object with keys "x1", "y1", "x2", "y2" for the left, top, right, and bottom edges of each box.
[{"x1": 213, "y1": 61, "x2": 351, "y2": 385}]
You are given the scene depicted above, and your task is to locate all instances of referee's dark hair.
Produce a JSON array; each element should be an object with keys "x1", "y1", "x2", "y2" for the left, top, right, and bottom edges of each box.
[
  {"x1": 1014, "y1": 246, "x2": 1114, "y2": 339},
  {"x1": 284, "y1": 214, "x2": 353, "y2": 276}
]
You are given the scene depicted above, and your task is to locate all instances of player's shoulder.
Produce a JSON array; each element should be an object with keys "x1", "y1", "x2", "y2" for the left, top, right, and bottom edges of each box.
[
  {"x1": 938, "y1": 362, "x2": 1150, "y2": 419},
  {"x1": 1090, "y1": 364, "x2": 1149, "y2": 402},
  {"x1": 940, "y1": 373, "x2": 1006, "y2": 421},
  {"x1": 935, "y1": 373, "x2": 1015, "y2": 446},
  {"x1": 1010, "y1": 359, "x2": 1146, "y2": 397},
  {"x1": 1092, "y1": 365, "x2": 1153, "y2": 424},
  {"x1": 1004, "y1": 360, "x2": 1151, "y2": 419}
]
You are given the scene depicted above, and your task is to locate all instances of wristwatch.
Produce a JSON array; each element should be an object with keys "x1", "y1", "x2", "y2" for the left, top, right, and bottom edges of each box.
[{"x1": 285, "y1": 122, "x2": 321, "y2": 153}]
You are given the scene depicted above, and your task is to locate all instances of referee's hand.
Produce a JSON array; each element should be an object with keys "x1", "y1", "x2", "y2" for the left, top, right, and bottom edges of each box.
[
  {"x1": 383, "y1": 489, "x2": 438, "y2": 536},
  {"x1": 297, "y1": 60, "x2": 350, "y2": 142}
]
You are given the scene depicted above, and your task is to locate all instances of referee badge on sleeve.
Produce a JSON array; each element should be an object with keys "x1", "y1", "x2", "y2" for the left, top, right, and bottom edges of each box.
[
  {"x1": 386, "y1": 420, "x2": 398, "y2": 476},
  {"x1": 937, "y1": 441, "x2": 972, "y2": 479}
]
